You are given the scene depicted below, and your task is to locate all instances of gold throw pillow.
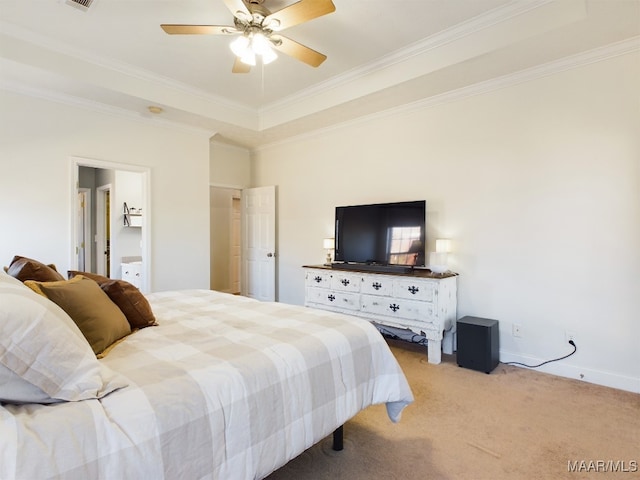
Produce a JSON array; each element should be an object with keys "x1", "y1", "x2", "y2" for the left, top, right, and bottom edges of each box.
[{"x1": 25, "y1": 276, "x2": 131, "y2": 355}]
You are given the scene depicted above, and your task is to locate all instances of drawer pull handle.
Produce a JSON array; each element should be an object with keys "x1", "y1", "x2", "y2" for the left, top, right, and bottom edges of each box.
[
  {"x1": 314, "y1": 276, "x2": 322, "y2": 283},
  {"x1": 389, "y1": 303, "x2": 400, "y2": 312},
  {"x1": 328, "y1": 294, "x2": 336, "y2": 302},
  {"x1": 408, "y1": 286, "x2": 419, "y2": 295},
  {"x1": 372, "y1": 282, "x2": 382, "y2": 290},
  {"x1": 341, "y1": 279, "x2": 350, "y2": 286}
]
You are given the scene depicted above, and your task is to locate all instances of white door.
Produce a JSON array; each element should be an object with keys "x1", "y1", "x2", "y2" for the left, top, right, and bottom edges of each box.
[{"x1": 242, "y1": 186, "x2": 276, "y2": 301}]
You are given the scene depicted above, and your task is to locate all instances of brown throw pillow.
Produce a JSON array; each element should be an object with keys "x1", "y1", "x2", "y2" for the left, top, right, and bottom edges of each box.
[
  {"x1": 68, "y1": 270, "x2": 157, "y2": 329},
  {"x1": 24, "y1": 276, "x2": 131, "y2": 356},
  {"x1": 7, "y1": 256, "x2": 65, "y2": 283},
  {"x1": 68, "y1": 270, "x2": 110, "y2": 284}
]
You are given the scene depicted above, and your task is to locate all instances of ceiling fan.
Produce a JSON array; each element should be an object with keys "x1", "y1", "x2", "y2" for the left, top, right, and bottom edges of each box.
[{"x1": 161, "y1": 0, "x2": 336, "y2": 73}]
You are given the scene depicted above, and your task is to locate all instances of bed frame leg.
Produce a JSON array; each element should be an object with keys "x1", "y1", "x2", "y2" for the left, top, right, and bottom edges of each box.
[{"x1": 332, "y1": 425, "x2": 344, "y2": 451}]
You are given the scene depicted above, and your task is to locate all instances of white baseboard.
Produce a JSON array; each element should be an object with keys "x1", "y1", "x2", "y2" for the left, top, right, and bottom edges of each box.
[{"x1": 499, "y1": 350, "x2": 640, "y2": 394}]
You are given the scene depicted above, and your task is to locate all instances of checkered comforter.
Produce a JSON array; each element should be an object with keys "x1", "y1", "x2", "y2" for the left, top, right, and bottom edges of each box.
[{"x1": 1, "y1": 289, "x2": 413, "y2": 480}]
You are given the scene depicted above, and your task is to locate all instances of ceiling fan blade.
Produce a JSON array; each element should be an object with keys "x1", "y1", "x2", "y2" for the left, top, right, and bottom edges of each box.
[
  {"x1": 232, "y1": 57, "x2": 251, "y2": 73},
  {"x1": 272, "y1": 35, "x2": 327, "y2": 67},
  {"x1": 161, "y1": 24, "x2": 238, "y2": 35},
  {"x1": 223, "y1": 0, "x2": 251, "y2": 18},
  {"x1": 265, "y1": 0, "x2": 335, "y2": 30}
]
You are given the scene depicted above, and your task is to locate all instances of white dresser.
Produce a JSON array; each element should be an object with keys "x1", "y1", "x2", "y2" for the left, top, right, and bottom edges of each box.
[{"x1": 304, "y1": 265, "x2": 457, "y2": 364}]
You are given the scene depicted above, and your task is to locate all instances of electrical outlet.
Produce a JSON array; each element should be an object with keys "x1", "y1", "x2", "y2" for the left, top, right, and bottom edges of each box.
[
  {"x1": 512, "y1": 324, "x2": 522, "y2": 337},
  {"x1": 565, "y1": 331, "x2": 577, "y2": 344}
]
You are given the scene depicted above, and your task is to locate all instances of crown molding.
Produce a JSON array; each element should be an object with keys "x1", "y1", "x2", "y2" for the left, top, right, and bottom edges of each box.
[
  {"x1": 255, "y1": 36, "x2": 640, "y2": 152},
  {"x1": 258, "y1": 0, "x2": 588, "y2": 129},
  {"x1": 0, "y1": 20, "x2": 254, "y2": 117},
  {"x1": 0, "y1": 78, "x2": 215, "y2": 137},
  {"x1": 259, "y1": 0, "x2": 558, "y2": 115},
  {"x1": 0, "y1": 1, "x2": 565, "y2": 126}
]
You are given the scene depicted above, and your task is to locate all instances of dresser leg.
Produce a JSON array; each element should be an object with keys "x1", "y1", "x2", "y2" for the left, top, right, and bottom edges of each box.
[
  {"x1": 427, "y1": 339, "x2": 442, "y2": 364},
  {"x1": 442, "y1": 328, "x2": 455, "y2": 355}
]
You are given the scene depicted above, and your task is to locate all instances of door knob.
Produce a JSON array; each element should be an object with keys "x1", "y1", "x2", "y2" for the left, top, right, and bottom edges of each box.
[{"x1": 267, "y1": 253, "x2": 273, "y2": 257}]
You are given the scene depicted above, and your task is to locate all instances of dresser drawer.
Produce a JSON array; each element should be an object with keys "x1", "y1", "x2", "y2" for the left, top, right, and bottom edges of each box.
[
  {"x1": 330, "y1": 273, "x2": 360, "y2": 292},
  {"x1": 393, "y1": 278, "x2": 436, "y2": 302},
  {"x1": 306, "y1": 270, "x2": 331, "y2": 288},
  {"x1": 307, "y1": 287, "x2": 360, "y2": 311},
  {"x1": 121, "y1": 262, "x2": 142, "y2": 288},
  {"x1": 360, "y1": 274, "x2": 393, "y2": 296},
  {"x1": 361, "y1": 294, "x2": 434, "y2": 321}
]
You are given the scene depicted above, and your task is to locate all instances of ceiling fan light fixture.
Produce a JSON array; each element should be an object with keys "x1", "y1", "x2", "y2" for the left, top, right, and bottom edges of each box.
[
  {"x1": 240, "y1": 48, "x2": 256, "y2": 66},
  {"x1": 251, "y1": 33, "x2": 270, "y2": 55},
  {"x1": 261, "y1": 45, "x2": 278, "y2": 64},
  {"x1": 165, "y1": 0, "x2": 335, "y2": 72},
  {"x1": 230, "y1": 35, "x2": 250, "y2": 57}
]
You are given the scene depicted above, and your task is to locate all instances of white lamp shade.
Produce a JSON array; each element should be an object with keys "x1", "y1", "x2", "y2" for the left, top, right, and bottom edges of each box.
[
  {"x1": 240, "y1": 49, "x2": 256, "y2": 66},
  {"x1": 323, "y1": 238, "x2": 335, "y2": 249},
  {"x1": 230, "y1": 36, "x2": 249, "y2": 57},
  {"x1": 261, "y1": 45, "x2": 278, "y2": 64},
  {"x1": 251, "y1": 33, "x2": 270, "y2": 55},
  {"x1": 231, "y1": 33, "x2": 277, "y2": 66}
]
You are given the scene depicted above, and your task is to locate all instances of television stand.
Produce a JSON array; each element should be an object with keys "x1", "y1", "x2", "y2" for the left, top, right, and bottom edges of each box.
[
  {"x1": 331, "y1": 263, "x2": 414, "y2": 274},
  {"x1": 303, "y1": 265, "x2": 458, "y2": 364}
]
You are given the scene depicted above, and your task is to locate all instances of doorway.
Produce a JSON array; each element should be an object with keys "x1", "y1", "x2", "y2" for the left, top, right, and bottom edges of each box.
[
  {"x1": 230, "y1": 197, "x2": 241, "y2": 294},
  {"x1": 76, "y1": 188, "x2": 91, "y2": 272},
  {"x1": 96, "y1": 185, "x2": 111, "y2": 277},
  {"x1": 209, "y1": 185, "x2": 276, "y2": 300},
  {"x1": 210, "y1": 186, "x2": 242, "y2": 294},
  {"x1": 70, "y1": 157, "x2": 151, "y2": 292}
]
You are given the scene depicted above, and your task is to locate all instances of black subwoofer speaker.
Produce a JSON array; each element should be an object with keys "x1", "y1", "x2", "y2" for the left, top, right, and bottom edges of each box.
[{"x1": 457, "y1": 316, "x2": 499, "y2": 374}]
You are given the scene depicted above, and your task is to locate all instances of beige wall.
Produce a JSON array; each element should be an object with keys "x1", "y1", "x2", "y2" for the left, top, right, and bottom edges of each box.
[
  {"x1": 0, "y1": 90, "x2": 211, "y2": 292},
  {"x1": 210, "y1": 139, "x2": 251, "y2": 188},
  {"x1": 251, "y1": 51, "x2": 640, "y2": 392}
]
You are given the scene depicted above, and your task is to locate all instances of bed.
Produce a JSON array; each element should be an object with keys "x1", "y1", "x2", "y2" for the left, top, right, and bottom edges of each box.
[{"x1": 0, "y1": 263, "x2": 413, "y2": 480}]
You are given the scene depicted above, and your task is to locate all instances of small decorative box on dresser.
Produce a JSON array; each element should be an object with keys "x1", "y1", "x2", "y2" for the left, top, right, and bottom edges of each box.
[{"x1": 303, "y1": 265, "x2": 458, "y2": 364}]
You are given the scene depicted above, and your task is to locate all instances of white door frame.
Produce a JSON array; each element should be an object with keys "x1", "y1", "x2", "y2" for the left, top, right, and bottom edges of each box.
[
  {"x1": 230, "y1": 195, "x2": 242, "y2": 295},
  {"x1": 96, "y1": 184, "x2": 111, "y2": 277},
  {"x1": 77, "y1": 188, "x2": 92, "y2": 272},
  {"x1": 69, "y1": 156, "x2": 152, "y2": 292}
]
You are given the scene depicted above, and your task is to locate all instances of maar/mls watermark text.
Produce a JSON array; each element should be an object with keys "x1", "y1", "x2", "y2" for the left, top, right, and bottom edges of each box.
[{"x1": 568, "y1": 460, "x2": 638, "y2": 473}]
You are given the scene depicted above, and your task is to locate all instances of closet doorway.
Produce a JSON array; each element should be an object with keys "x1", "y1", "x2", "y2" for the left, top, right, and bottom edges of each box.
[{"x1": 210, "y1": 186, "x2": 242, "y2": 294}]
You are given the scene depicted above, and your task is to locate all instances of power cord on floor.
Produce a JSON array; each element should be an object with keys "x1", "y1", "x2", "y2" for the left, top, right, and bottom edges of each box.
[{"x1": 504, "y1": 340, "x2": 577, "y2": 368}]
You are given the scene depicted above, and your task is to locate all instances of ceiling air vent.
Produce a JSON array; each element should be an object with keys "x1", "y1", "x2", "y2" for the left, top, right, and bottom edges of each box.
[{"x1": 66, "y1": 0, "x2": 94, "y2": 11}]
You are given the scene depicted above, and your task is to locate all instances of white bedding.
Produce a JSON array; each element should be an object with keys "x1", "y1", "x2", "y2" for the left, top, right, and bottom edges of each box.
[{"x1": 1, "y1": 289, "x2": 413, "y2": 480}]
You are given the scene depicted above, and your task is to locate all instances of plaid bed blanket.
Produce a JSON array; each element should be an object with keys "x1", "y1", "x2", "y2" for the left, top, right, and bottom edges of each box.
[{"x1": 1, "y1": 290, "x2": 413, "y2": 479}]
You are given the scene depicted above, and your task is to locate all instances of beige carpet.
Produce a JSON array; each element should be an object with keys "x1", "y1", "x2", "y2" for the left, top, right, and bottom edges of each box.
[{"x1": 267, "y1": 339, "x2": 639, "y2": 480}]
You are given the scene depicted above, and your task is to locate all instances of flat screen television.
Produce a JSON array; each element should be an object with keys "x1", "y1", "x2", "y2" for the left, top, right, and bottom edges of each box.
[{"x1": 334, "y1": 200, "x2": 426, "y2": 270}]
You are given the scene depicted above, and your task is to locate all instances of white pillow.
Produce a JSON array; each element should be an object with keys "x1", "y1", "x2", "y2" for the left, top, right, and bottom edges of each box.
[
  {"x1": 0, "y1": 270, "x2": 128, "y2": 404},
  {"x1": 0, "y1": 270, "x2": 24, "y2": 288},
  {"x1": 0, "y1": 363, "x2": 62, "y2": 404}
]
